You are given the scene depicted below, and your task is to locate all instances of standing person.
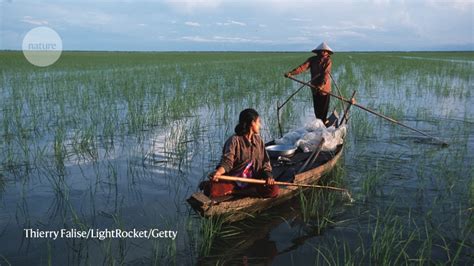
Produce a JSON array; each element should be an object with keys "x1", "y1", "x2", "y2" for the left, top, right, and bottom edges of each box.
[
  {"x1": 206, "y1": 108, "x2": 279, "y2": 199},
  {"x1": 285, "y1": 42, "x2": 334, "y2": 124}
]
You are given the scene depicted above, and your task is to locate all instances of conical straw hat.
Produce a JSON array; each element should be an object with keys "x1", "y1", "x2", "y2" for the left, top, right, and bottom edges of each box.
[{"x1": 311, "y1": 42, "x2": 333, "y2": 54}]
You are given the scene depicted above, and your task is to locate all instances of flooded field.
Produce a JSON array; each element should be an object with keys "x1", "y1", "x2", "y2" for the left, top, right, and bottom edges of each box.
[{"x1": 0, "y1": 51, "x2": 473, "y2": 264}]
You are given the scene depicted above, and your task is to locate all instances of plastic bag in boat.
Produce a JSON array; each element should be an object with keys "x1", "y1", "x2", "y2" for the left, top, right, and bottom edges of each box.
[
  {"x1": 276, "y1": 119, "x2": 346, "y2": 152},
  {"x1": 274, "y1": 131, "x2": 304, "y2": 146},
  {"x1": 304, "y1": 119, "x2": 326, "y2": 132}
]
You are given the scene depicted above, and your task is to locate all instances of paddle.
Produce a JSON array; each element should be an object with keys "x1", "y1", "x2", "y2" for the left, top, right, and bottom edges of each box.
[
  {"x1": 286, "y1": 75, "x2": 449, "y2": 146},
  {"x1": 216, "y1": 175, "x2": 351, "y2": 194},
  {"x1": 216, "y1": 175, "x2": 354, "y2": 202}
]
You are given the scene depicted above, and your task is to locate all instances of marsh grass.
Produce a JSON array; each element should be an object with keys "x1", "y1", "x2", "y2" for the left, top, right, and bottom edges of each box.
[
  {"x1": 298, "y1": 162, "x2": 348, "y2": 229},
  {"x1": 470, "y1": 176, "x2": 474, "y2": 210},
  {"x1": 362, "y1": 161, "x2": 385, "y2": 196},
  {"x1": 194, "y1": 208, "x2": 299, "y2": 264},
  {"x1": 47, "y1": 240, "x2": 52, "y2": 266},
  {"x1": 313, "y1": 205, "x2": 472, "y2": 265},
  {"x1": 149, "y1": 237, "x2": 177, "y2": 265},
  {"x1": 0, "y1": 51, "x2": 472, "y2": 264},
  {"x1": 0, "y1": 173, "x2": 6, "y2": 194},
  {"x1": 368, "y1": 208, "x2": 416, "y2": 264},
  {"x1": 0, "y1": 255, "x2": 11, "y2": 266},
  {"x1": 351, "y1": 111, "x2": 374, "y2": 140},
  {"x1": 198, "y1": 216, "x2": 226, "y2": 256}
]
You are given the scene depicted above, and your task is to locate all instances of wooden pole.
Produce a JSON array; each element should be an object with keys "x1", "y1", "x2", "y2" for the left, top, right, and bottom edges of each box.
[
  {"x1": 339, "y1": 91, "x2": 357, "y2": 127},
  {"x1": 297, "y1": 138, "x2": 325, "y2": 173},
  {"x1": 278, "y1": 73, "x2": 320, "y2": 110},
  {"x1": 329, "y1": 72, "x2": 346, "y2": 113},
  {"x1": 277, "y1": 74, "x2": 320, "y2": 138},
  {"x1": 277, "y1": 101, "x2": 283, "y2": 138},
  {"x1": 286, "y1": 76, "x2": 449, "y2": 146},
  {"x1": 217, "y1": 175, "x2": 349, "y2": 193}
]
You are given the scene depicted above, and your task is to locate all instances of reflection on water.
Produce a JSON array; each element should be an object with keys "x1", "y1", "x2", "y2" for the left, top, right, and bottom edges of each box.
[{"x1": 0, "y1": 52, "x2": 473, "y2": 264}]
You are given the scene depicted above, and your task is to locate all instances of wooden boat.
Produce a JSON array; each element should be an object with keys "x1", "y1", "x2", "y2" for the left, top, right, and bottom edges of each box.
[{"x1": 188, "y1": 112, "x2": 347, "y2": 223}]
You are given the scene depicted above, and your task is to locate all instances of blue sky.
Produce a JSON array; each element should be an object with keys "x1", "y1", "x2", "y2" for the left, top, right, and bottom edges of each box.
[{"x1": 1, "y1": 0, "x2": 473, "y2": 51}]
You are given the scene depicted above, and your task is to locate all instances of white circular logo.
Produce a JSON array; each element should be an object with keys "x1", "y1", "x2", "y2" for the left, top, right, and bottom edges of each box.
[{"x1": 22, "y1": 26, "x2": 63, "y2": 67}]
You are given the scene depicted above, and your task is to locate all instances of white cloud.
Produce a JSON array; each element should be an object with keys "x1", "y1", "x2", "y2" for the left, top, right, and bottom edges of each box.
[
  {"x1": 32, "y1": 4, "x2": 115, "y2": 28},
  {"x1": 333, "y1": 30, "x2": 366, "y2": 38},
  {"x1": 287, "y1": 36, "x2": 312, "y2": 44},
  {"x1": 20, "y1": 16, "x2": 49, "y2": 26},
  {"x1": 3, "y1": 0, "x2": 472, "y2": 51},
  {"x1": 368, "y1": 0, "x2": 393, "y2": 6},
  {"x1": 181, "y1": 35, "x2": 273, "y2": 44},
  {"x1": 63, "y1": 11, "x2": 113, "y2": 26},
  {"x1": 181, "y1": 36, "x2": 208, "y2": 42},
  {"x1": 427, "y1": 0, "x2": 473, "y2": 11},
  {"x1": 318, "y1": 21, "x2": 385, "y2": 31},
  {"x1": 216, "y1": 20, "x2": 246, "y2": 26},
  {"x1": 185, "y1": 21, "x2": 201, "y2": 27},
  {"x1": 290, "y1": 18, "x2": 312, "y2": 22},
  {"x1": 165, "y1": 0, "x2": 222, "y2": 13},
  {"x1": 229, "y1": 20, "x2": 246, "y2": 26},
  {"x1": 316, "y1": 30, "x2": 366, "y2": 40}
]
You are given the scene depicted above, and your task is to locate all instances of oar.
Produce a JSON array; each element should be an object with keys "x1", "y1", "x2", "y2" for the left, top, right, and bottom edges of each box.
[
  {"x1": 339, "y1": 90, "x2": 357, "y2": 126},
  {"x1": 277, "y1": 73, "x2": 321, "y2": 137},
  {"x1": 216, "y1": 175, "x2": 348, "y2": 193},
  {"x1": 286, "y1": 75, "x2": 449, "y2": 146},
  {"x1": 328, "y1": 72, "x2": 346, "y2": 113},
  {"x1": 278, "y1": 73, "x2": 321, "y2": 110}
]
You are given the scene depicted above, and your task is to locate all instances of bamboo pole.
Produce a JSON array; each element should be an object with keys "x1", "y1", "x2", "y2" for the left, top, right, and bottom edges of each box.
[
  {"x1": 217, "y1": 175, "x2": 349, "y2": 193},
  {"x1": 297, "y1": 138, "x2": 325, "y2": 173},
  {"x1": 286, "y1": 75, "x2": 449, "y2": 146},
  {"x1": 339, "y1": 90, "x2": 357, "y2": 127},
  {"x1": 278, "y1": 73, "x2": 320, "y2": 110},
  {"x1": 329, "y1": 72, "x2": 346, "y2": 113},
  {"x1": 277, "y1": 74, "x2": 320, "y2": 137}
]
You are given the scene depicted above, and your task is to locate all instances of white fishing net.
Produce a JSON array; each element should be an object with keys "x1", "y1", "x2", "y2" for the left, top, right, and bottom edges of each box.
[{"x1": 275, "y1": 119, "x2": 346, "y2": 152}]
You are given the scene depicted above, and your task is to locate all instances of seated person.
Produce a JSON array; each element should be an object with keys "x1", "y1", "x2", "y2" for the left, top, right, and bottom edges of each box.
[{"x1": 205, "y1": 108, "x2": 279, "y2": 199}]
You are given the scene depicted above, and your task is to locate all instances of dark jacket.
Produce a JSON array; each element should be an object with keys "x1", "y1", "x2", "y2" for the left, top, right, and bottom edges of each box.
[
  {"x1": 217, "y1": 134, "x2": 273, "y2": 179},
  {"x1": 290, "y1": 55, "x2": 332, "y2": 94}
]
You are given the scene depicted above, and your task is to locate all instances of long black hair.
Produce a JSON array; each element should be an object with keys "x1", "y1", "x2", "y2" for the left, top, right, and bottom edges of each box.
[{"x1": 234, "y1": 108, "x2": 259, "y2": 136}]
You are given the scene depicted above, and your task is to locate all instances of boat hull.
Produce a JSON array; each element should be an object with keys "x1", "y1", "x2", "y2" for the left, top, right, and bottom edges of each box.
[{"x1": 187, "y1": 145, "x2": 344, "y2": 223}]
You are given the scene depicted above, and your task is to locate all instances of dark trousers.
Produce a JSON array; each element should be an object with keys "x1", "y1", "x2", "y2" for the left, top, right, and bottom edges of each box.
[{"x1": 312, "y1": 92, "x2": 330, "y2": 122}]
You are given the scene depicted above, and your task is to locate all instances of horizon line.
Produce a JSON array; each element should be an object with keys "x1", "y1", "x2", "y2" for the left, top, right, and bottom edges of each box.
[{"x1": 1, "y1": 49, "x2": 473, "y2": 53}]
